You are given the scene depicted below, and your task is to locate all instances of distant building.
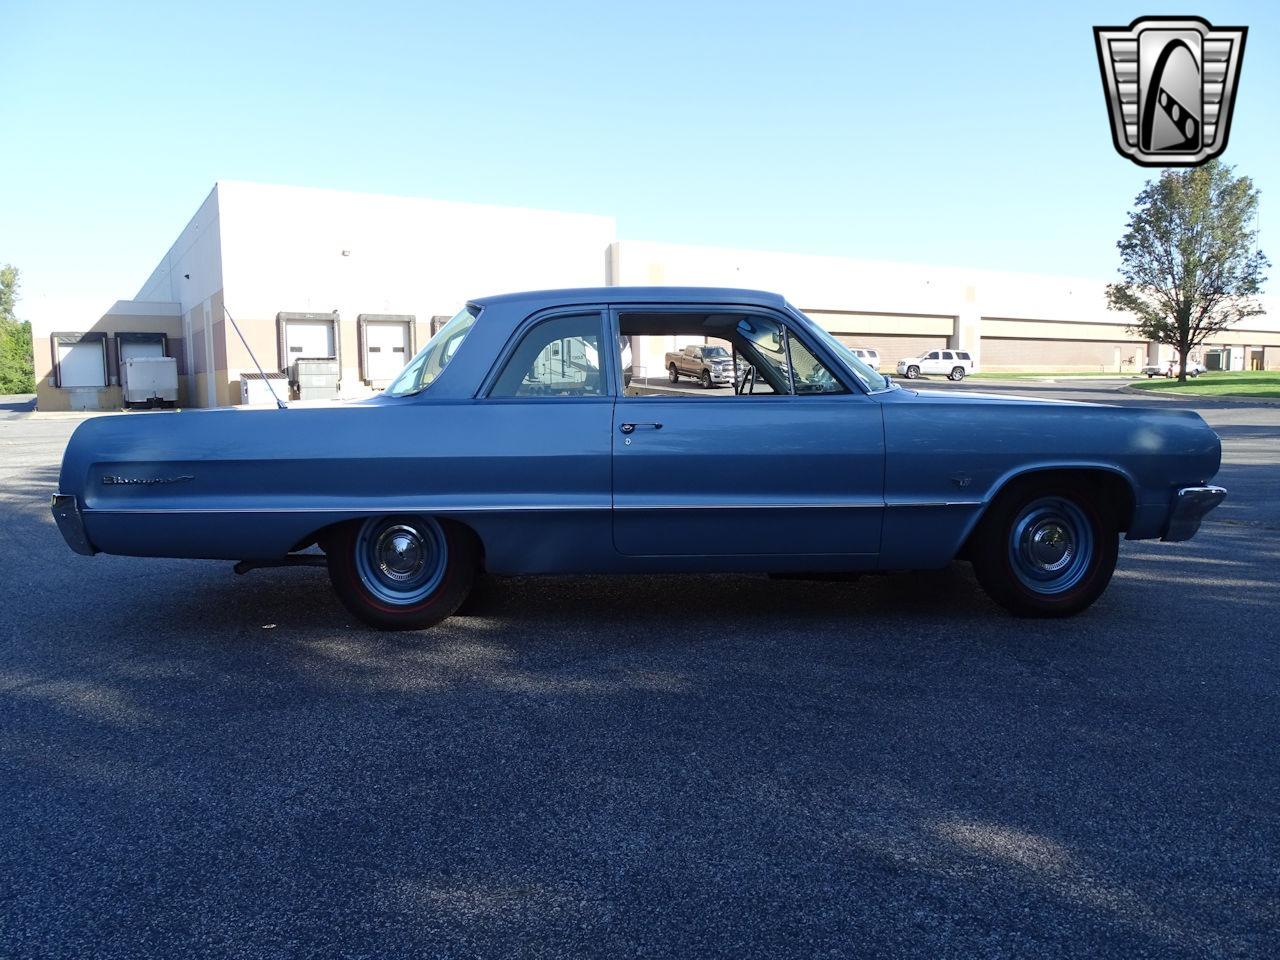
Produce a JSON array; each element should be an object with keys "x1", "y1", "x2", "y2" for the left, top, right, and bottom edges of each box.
[{"x1": 31, "y1": 181, "x2": 1280, "y2": 411}]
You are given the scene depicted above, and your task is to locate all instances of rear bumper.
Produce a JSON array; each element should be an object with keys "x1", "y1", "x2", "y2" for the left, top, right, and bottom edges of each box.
[
  {"x1": 1161, "y1": 485, "x2": 1227, "y2": 542},
  {"x1": 51, "y1": 494, "x2": 97, "y2": 556}
]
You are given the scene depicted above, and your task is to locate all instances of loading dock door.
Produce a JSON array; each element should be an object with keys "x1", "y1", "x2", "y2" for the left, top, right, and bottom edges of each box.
[
  {"x1": 365, "y1": 322, "x2": 410, "y2": 385},
  {"x1": 119, "y1": 338, "x2": 164, "y2": 364},
  {"x1": 285, "y1": 320, "x2": 336, "y2": 360},
  {"x1": 57, "y1": 339, "x2": 107, "y2": 387}
]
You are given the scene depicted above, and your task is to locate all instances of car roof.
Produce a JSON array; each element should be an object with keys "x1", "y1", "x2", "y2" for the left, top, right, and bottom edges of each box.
[{"x1": 469, "y1": 286, "x2": 789, "y2": 311}]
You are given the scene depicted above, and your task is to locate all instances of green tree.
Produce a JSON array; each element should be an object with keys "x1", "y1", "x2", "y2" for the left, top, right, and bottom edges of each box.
[
  {"x1": 0, "y1": 264, "x2": 36, "y2": 394},
  {"x1": 1107, "y1": 161, "x2": 1269, "y2": 383}
]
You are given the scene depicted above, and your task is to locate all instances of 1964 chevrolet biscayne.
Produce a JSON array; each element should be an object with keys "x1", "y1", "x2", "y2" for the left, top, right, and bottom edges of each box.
[{"x1": 53, "y1": 287, "x2": 1226, "y2": 629}]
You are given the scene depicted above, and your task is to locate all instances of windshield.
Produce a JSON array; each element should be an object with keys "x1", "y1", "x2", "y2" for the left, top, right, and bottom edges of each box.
[
  {"x1": 703, "y1": 346, "x2": 730, "y2": 359},
  {"x1": 384, "y1": 306, "x2": 478, "y2": 397},
  {"x1": 795, "y1": 312, "x2": 890, "y2": 392}
]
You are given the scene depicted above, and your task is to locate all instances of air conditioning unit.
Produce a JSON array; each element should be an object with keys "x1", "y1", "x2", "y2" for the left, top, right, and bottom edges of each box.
[
  {"x1": 240, "y1": 372, "x2": 290, "y2": 406},
  {"x1": 121, "y1": 356, "x2": 178, "y2": 407}
]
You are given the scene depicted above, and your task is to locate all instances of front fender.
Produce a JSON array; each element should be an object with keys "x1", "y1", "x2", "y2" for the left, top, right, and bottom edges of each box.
[{"x1": 877, "y1": 392, "x2": 1221, "y2": 568}]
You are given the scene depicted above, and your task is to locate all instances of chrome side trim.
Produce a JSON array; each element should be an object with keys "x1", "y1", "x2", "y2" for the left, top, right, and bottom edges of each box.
[
  {"x1": 88, "y1": 499, "x2": 980, "y2": 516},
  {"x1": 887, "y1": 500, "x2": 984, "y2": 508},
  {"x1": 1161, "y1": 485, "x2": 1227, "y2": 542},
  {"x1": 51, "y1": 494, "x2": 96, "y2": 555},
  {"x1": 88, "y1": 503, "x2": 612, "y2": 515},
  {"x1": 613, "y1": 501, "x2": 883, "y2": 510}
]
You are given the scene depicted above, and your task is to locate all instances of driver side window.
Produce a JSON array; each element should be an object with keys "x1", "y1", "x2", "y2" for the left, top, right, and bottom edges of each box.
[
  {"x1": 787, "y1": 337, "x2": 843, "y2": 394},
  {"x1": 619, "y1": 310, "x2": 846, "y2": 398}
]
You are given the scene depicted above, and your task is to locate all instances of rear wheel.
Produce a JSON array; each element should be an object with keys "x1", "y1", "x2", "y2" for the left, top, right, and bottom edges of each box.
[
  {"x1": 325, "y1": 516, "x2": 476, "y2": 630},
  {"x1": 668, "y1": 364, "x2": 679, "y2": 383},
  {"x1": 949, "y1": 366, "x2": 966, "y2": 381},
  {"x1": 970, "y1": 484, "x2": 1118, "y2": 617},
  {"x1": 905, "y1": 365, "x2": 920, "y2": 379}
]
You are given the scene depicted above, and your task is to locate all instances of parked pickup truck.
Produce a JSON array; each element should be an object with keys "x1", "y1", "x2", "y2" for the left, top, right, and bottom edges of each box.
[{"x1": 666, "y1": 344, "x2": 735, "y2": 388}]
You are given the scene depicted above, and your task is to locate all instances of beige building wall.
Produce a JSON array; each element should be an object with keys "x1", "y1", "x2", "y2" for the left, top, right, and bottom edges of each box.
[
  {"x1": 33, "y1": 301, "x2": 184, "y2": 411},
  {"x1": 611, "y1": 241, "x2": 1280, "y2": 373},
  {"x1": 34, "y1": 188, "x2": 1280, "y2": 403}
]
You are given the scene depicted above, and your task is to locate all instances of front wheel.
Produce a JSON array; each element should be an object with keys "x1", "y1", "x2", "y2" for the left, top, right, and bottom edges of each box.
[
  {"x1": 969, "y1": 486, "x2": 1118, "y2": 618},
  {"x1": 949, "y1": 366, "x2": 966, "y2": 381},
  {"x1": 701, "y1": 370, "x2": 712, "y2": 389},
  {"x1": 905, "y1": 365, "x2": 920, "y2": 379},
  {"x1": 325, "y1": 516, "x2": 477, "y2": 630}
]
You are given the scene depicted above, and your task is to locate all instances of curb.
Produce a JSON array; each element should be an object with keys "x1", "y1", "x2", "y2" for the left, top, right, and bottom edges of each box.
[{"x1": 1120, "y1": 385, "x2": 1280, "y2": 407}]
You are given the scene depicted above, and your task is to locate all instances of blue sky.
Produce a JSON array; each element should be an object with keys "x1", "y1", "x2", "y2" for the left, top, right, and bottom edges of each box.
[{"x1": 2, "y1": 0, "x2": 1276, "y2": 322}]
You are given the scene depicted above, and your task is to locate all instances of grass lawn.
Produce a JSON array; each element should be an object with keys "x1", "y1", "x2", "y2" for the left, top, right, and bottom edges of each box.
[
  {"x1": 969, "y1": 371, "x2": 1138, "y2": 380},
  {"x1": 1128, "y1": 371, "x2": 1280, "y2": 398}
]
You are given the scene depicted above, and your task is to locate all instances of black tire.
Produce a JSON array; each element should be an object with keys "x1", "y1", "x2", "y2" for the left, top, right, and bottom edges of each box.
[
  {"x1": 906, "y1": 365, "x2": 920, "y2": 379},
  {"x1": 325, "y1": 515, "x2": 477, "y2": 630},
  {"x1": 969, "y1": 483, "x2": 1118, "y2": 618},
  {"x1": 950, "y1": 366, "x2": 966, "y2": 381},
  {"x1": 454, "y1": 573, "x2": 496, "y2": 615},
  {"x1": 668, "y1": 364, "x2": 679, "y2": 383},
  {"x1": 701, "y1": 370, "x2": 712, "y2": 389}
]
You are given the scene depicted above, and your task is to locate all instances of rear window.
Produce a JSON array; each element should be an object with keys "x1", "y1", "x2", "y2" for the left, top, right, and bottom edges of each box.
[
  {"x1": 957, "y1": 352, "x2": 971, "y2": 360},
  {"x1": 384, "y1": 306, "x2": 477, "y2": 396}
]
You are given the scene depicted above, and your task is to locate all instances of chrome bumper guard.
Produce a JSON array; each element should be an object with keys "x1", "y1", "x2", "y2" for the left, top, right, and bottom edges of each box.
[
  {"x1": 1161, "y1": 485, "x2": 1227, "y2": 542},
  {"x1": 51, "y1": 494, "x2": 96, "y2": 555}
]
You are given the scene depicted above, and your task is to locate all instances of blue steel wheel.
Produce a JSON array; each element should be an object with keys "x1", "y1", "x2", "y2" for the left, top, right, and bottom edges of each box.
[
  {"x1": 326, "y1": 516, "x2": 477, "y2": 630},
  {"x1": 1007, "y1": 497, "x2": 1094, "y2": 596},
  {"x1": 971, "y1": 484, "x2": 1118, "y2": 618},
  {"x1": 354, "y1": 517, "x2": 449, "y2": 606}
]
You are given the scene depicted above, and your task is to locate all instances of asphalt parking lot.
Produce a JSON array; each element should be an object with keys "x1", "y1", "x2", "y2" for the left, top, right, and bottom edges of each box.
[{"x1": 1, "y1": 383, "x2": 1277, "y2": 959}]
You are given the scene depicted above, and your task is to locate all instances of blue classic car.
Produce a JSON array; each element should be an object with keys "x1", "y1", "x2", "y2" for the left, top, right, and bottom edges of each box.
[{"x1": 53, "y1": 287, "x2": 1226, "y2": 628}]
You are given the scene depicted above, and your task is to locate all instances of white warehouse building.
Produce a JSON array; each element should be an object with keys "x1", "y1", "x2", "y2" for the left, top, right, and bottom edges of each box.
[{"x1": 32, "y1": 181, "x2": 1280, "y2": 411}]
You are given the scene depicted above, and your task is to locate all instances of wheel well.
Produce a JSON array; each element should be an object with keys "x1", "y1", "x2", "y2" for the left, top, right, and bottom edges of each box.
[
  {"x1": 957, "y1": 468, "x2": 1135, "y2": 559},
  {"x1": 295, "y1": 516, "x2": 487, "y2": 573}
]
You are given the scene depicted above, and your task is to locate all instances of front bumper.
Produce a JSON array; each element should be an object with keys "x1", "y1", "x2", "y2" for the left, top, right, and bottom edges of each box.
[
  {"x1": 1161, "y1": 485, "x2": 1227, "y2": 542},
  {"x1": 51, "y1": 494, "x2": 96, "y2": 555}
]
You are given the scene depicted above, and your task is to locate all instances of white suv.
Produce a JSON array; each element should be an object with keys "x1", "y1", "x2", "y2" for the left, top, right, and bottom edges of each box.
[
  {"x1": 897, "y1": 350, "x2": 976, "y2": 381},
  {"x1": 848, "y1": 347, "x2": 880, "y2": 370}
]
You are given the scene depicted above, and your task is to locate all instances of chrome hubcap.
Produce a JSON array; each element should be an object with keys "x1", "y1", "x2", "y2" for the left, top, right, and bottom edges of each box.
[
  {"x1": 1008, "y1": 497, "x2": 1094, "y2": 596},
  {"x1": 354, "y1": 517, "x2": 448, "y2": 606},
  {"x1": 377, "y1": 526, "x2": 426, "y2": 582},
  {"x1": 1028, "y1": 522, "x2": 1073, "y2": 571}
]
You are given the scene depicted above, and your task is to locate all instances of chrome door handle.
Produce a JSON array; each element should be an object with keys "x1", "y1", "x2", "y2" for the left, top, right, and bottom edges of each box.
[{"x1": 619, "y1": 422, "x2": 663, "y2": 434}]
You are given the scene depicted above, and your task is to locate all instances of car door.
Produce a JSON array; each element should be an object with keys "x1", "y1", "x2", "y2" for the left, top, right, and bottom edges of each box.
[
  {"x1": 919, "y1": 351, "x2": 941, "y2": 375},
  {"x1": 478, "y1": 309, "x2": 616, "y2": 560},
  {"x1": 610, "y1": 308, "x2": 884, "y2": 558}
]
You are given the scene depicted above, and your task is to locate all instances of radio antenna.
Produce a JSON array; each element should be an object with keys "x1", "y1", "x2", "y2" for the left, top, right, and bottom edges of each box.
[{"x1": 223, "y1": 304, "x2": 286, "y2": 409}]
